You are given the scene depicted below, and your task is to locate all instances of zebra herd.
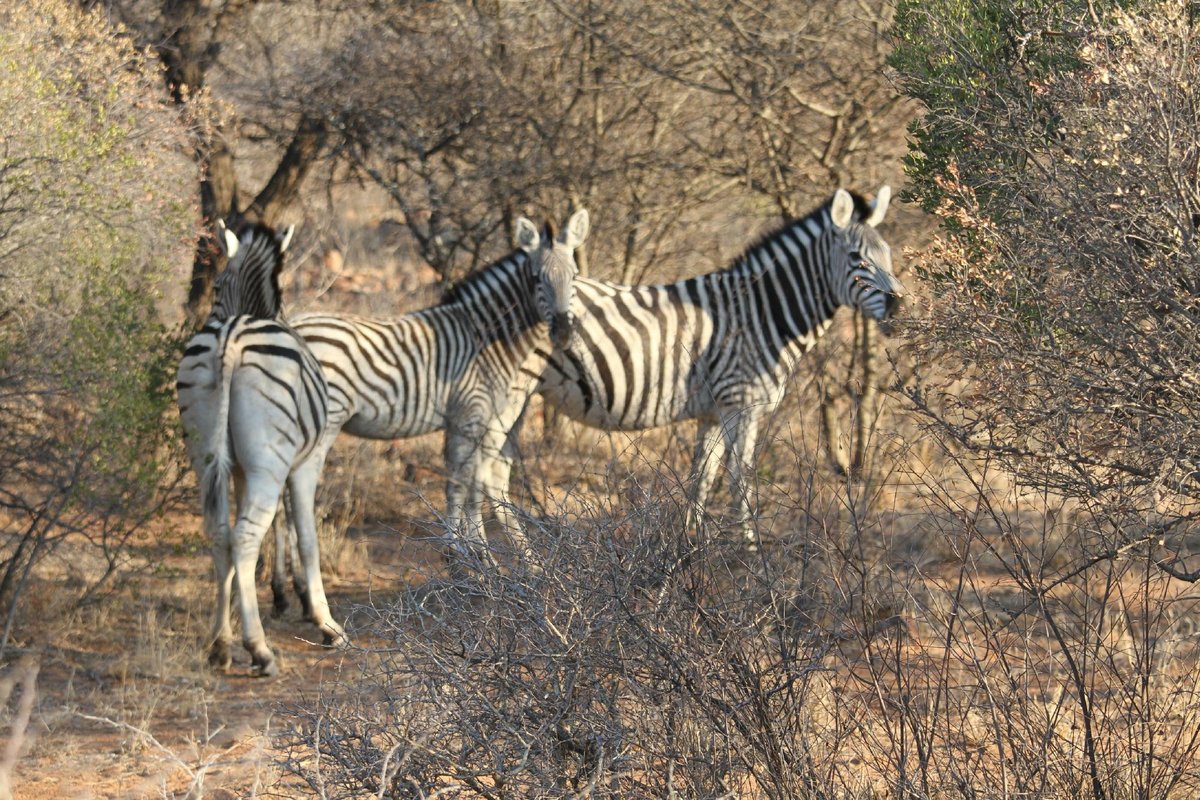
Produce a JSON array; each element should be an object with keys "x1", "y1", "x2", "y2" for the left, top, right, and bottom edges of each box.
[{"x1": 176, "y1": 187, "x2": 901, "y2": 676}]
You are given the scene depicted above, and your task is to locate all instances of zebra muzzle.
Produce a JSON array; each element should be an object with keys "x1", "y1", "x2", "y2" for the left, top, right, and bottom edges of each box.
[{"x1": 550, "y1": 311, "x2": 573, "y2": 348}]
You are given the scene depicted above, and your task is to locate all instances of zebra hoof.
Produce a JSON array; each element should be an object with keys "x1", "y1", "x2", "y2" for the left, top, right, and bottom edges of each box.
[
  {"x1": 322, "y1": 625, "x2": 350, "y2": 650},
  {"x1": 208, "y1": 641, "x2": 233, "y2": 671},
  {"x1": 250, "y1": 650, "x2": 280, "y2": 678},
  {"x1": 271, "y1": 585, "x2": 290, "y2": 618}
]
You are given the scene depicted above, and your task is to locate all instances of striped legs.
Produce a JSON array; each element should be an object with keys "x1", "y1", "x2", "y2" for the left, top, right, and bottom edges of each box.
[
  {"x1": 444, "y1": 380, "x2": 538, "y2": 571},
  {"x1": 687, "y1": 409, "x2": 761, "y2": 548},
  {"x1": 445, "y1": 422, "x2": 500, "y2": 570},
  {"x1": 482, "y1": 430, "x2": 526, "y2": 559},
  {"x1": 270, "y1": 495, "x2": 314, "y2": 621},
  {"x1": 207, "y1": 489, "x2": 236, "y2": 671},
  {"x1": 230, "y1": 466, "x2": 286, "y2": 675},
  {"x1": 687, "y1": 421, "x2": 726, "y2": 536},
  {"x1": 287, "y1": 457, "x2": 348, "y2": 648},
  {"x1": 724, "y1": 410, "x2": 762, "y2": 548},
  {"x1": 210, "y1": 440, "x2": 347, "y2": 676}
]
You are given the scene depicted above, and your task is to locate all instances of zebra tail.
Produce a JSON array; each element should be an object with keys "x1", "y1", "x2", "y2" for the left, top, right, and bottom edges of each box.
[{"x1": 200, "y1": 327, "x2": 237, "y2": 530}]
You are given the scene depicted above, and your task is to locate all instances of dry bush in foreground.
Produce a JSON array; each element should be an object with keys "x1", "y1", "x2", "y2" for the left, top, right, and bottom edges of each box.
[{"x1": 274, "y1": 424, "x2": 1200, "y2": 799}]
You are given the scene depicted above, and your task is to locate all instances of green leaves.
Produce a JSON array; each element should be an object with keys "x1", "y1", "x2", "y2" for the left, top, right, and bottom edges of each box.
[
  {"x1": 0, "y1": 0, "x2": 196, "y2": 624},
  {"x1": 892, "y1": 0, "x2": 1200, "y2": 509}
]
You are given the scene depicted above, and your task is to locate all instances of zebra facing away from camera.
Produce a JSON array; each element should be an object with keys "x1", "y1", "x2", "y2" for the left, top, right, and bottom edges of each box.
[
  {"x1": 176, "y1": 221, "x2": 345, "y2": 677},
  {"x1": 497, "y1": 186, "x2": 901, "y2": 547},
  {"x1": 271, "y1": 209, "x2": 587, "y2": 596}
]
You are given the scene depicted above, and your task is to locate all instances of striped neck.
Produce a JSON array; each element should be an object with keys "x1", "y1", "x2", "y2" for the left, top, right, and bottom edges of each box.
[
  {"x1": 718, "y1": 206, "x2": 839, "y2": 348},
  {"x1": 211, "y1": 225, "x2": 285, "y2": 322},
  {"x1": 441, "y1": 249, "x2": 537, "y2": 316}
]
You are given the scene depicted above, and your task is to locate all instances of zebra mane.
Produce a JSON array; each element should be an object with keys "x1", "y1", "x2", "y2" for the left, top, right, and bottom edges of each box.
[
  {"x1": 214, "y1": 222, "x2": 286, "y2": 321},
  {"x1": 440, "y1": 249, "x2": 530, "y2": 305},
  {"x1": 725, "y1": 189, "x2": 873, "y2": 275}
]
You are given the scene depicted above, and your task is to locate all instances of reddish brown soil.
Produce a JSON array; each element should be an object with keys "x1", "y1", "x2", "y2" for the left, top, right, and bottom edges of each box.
[{"x1": 17, "y1": 502, "x2": 447, "y2": 799}]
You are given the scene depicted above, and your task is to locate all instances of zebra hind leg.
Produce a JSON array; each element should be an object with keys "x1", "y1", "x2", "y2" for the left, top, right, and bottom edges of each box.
[
  {"x1": 208, "y1": 523, "x2": 236, "y2": 670},
  {"x1": 229, "y1": 483, "x2": 282, "y2": 677},
  {"x1": 288, "y1": 461, "x2": 348, "y2": 648},
  {"x1": 204, "y1": 469, "x2": 237, "y2": 670}
]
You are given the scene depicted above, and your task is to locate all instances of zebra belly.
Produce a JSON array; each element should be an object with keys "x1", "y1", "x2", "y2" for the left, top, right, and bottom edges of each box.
[
  {"x1": 339, "y1": 410, "x2": 443, "y2": 441},
  {"x1": 537, "y1": 358, "x2": 694, "y2": 431}
]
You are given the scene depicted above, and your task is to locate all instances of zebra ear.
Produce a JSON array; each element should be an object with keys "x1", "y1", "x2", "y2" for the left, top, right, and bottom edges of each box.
[
  {"x1": 218, "y1": 220, "x2": 239, "y2": 259},
  {"x1": 866, "y1": 185, "x2": 891, "y2": 227},
  {"x1": 830, "y1": 189, "x2": 855, "y2": 230},
  {"x1": 276, "y1": 225, "x2": 295, "y2": 254},
  {"x1": 514, "y1": 217, "x2": 540, "y2": 252},
  {"x1": 559, "y1": 208, "x2": 590, "y2": 249}
]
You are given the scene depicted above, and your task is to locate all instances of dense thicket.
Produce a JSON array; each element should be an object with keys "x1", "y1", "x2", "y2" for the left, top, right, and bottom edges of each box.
[
  {"x1": 0, "y1": 0, "x2": 195, "y2": 648},
  {"x1": 892, "y1": 0, "x2": 1200, "y2": 530}
]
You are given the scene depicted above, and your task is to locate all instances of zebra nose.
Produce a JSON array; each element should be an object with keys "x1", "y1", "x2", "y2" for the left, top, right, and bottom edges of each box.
[
  {"x1": 550, "y1": 311, "x2": 573, "y2": 348},
  {"x1": 884, "y1": 291, "x2": 902, "y2": 318}
]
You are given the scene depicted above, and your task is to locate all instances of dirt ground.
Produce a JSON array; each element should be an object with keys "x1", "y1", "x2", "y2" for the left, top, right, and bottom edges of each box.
[
  {"x1": 15, "y1": 462, "x2": 453, "y2": 799},
  {"x1": 12, "y1": 422, "x2": 629, "y2": 799},
  {"x1": 14, "y1": 413, "x2": 1200, "y2": 799}
]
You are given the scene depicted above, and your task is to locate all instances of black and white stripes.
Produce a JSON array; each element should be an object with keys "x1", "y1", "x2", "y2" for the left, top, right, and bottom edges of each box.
[
  {"x1": 177, "y1": 187, "x2": 901, "y2": 675},
  {"x1": 176, "y1": 221, "x2": 344, "y2": 677},
  {"x1": 283, "y1": 210, "x2": 588, "y2": 566},
  {"x1": 527, "y1": 186, "x2": 900, "y2": 543}
]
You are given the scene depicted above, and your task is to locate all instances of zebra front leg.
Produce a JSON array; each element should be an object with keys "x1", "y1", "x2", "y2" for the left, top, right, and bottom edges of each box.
[
  {"x1": 722, "y1": 410, "x2": 763, "y2": 550},
  {"x1": 444, "y1": 428, "x2": 498, "y2": 572},
  {"x1": 481, "y1": 419, "x2": 536, "y2": 565},
  {"x1": 686, "y1": 422, "x2": 726, "y2": 538},
  {"x1": 287, "y1": 460, "x2": 347, "y2": 648}
]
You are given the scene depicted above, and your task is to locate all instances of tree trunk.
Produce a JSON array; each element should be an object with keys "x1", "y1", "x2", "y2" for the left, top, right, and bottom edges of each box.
[
  {"x1": 155, "y1": 1, "x2": 325, "y2": 324},
  {"x1": 185, "y1": 136, "x2": 239, "y2": 320}
]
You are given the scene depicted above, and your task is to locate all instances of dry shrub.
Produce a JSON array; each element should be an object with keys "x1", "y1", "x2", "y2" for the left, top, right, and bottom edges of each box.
[
  {"x1": 268, "y1": 418, "x2": 1200, "y2": 799},
  {"x1": 0, "y1": 0, "x2": 195, "y2": 656}
]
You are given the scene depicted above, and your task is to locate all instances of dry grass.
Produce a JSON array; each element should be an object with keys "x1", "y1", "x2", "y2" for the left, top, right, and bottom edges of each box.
[
  {"x1": 7, "y1": 381, "x2": 1200, "y2": 798},
  {"x1": 265, "y1": 407, "x2": 1200, "y2": 798}
]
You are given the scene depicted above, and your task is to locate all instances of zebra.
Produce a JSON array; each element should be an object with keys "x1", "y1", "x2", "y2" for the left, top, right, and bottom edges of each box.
[
  {"x1": 270, "y1": 209, "x2": 588, "y2": 596},
  {"x1": 497, "y1": 186, "x2": 901, "y2": 547},
  {"x1": 176, "y1": 220, "x2": 345, "y2": 677}
]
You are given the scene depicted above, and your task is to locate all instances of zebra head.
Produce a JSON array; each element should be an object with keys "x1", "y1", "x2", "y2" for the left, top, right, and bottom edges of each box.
[
  {"x1": 529, "y1": 208, "x2": 588, "y2": 348},
  {"x1": 828, "y1": 185, "x2": 903, "y2": 330},
  {"x1": 210, "y1": 220, "x2": 295, "y2": 322}
]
